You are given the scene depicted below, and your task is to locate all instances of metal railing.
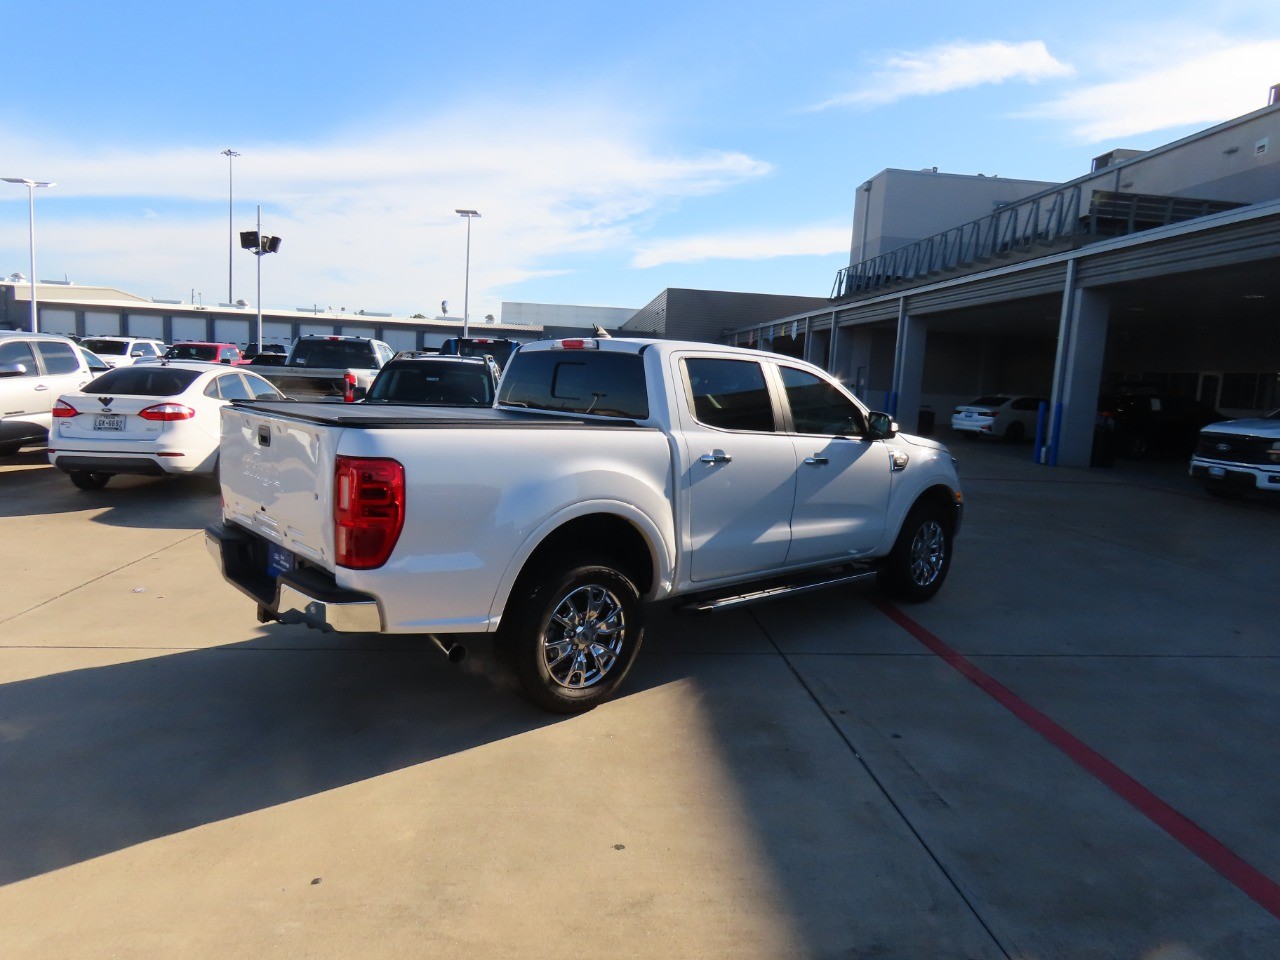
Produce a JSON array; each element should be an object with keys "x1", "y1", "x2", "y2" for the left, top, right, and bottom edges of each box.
[{"x1": 831, "y1": 187, "x2": 1245, "y2": 299}]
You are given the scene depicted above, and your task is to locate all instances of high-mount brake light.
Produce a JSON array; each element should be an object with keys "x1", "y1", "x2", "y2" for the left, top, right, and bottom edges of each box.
[
  {"x1": 552, "y1": 338, "x2": 599, "y2": 350},
  {"x1": 51, "y1": 400, "x2": 79, "y2": 418},
  {"x1": 334, "y1": 456, "x2": 405, "y2": 569},
  {"x1": 139, "y1": 403, "x2": 196, "y2": 421}
]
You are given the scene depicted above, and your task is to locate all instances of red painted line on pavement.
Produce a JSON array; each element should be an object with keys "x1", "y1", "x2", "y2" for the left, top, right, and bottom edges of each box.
[{"x1": 873, "y1": 598, "x2": 1280, "y2": 920}]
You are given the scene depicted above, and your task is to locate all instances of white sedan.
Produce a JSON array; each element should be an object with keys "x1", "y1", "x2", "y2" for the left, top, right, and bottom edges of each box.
[
  {"x1": 951, "y1": 395, "x2": 1047, "y2": 442},
  {"x1": 47, "y1": 360, "x2": 283, "y2": 490}
]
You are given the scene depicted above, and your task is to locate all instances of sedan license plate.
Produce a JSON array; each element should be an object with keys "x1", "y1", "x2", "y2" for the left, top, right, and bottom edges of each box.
[
  {"x1": 266, "y1": 541, "x2": 296, "y2": 577},
  {"x1": 93, "y1": 414, "x2": 125, "y2": 431},
  {"x1": 1208, "y1": 466, "x2": 1225, "y2": 478}
]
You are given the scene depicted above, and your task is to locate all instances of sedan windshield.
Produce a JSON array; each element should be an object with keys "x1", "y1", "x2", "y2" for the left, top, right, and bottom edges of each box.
[
  {"x1": 80, "y1": 339, "x2": 129, "y2": 356},
  {"x1": 84, "y1": 367, "x2": 202, "y2": 396},
  {"x1": 166, "y1": 344, "x2": 220, "y2": 361}
]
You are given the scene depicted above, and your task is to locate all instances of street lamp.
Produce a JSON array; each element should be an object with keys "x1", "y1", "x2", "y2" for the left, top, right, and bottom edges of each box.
[
  {"x1": 220, "y1": 149, "x2": 240, "y2": 304},
  {"x1": 455, "y1": 209, "x2": 480, "y2": 338},
  {"x1": 2, "y1": 177, "x2": 56, "y2": 333},
  {"x1": 240, "y1": 204, "x2": 281, "y2": 352}
]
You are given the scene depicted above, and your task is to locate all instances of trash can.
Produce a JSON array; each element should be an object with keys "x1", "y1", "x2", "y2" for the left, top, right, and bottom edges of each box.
[
  {"x1": 1090, "y1": 425, "x2": 1115, "y2": 467},
  {"x1": 917, "y1": 406, "x2": 935, "y2": 437}
]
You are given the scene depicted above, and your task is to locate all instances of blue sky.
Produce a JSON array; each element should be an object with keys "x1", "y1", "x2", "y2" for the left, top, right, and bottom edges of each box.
[{"x1": 3, "y1": 0, "x2": 1279, "y2": 322}]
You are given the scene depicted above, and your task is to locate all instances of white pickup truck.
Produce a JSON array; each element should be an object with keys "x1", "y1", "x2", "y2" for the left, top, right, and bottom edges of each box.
[{"x1": 206, "y1": 337, "x2": 963, "y2": 712}]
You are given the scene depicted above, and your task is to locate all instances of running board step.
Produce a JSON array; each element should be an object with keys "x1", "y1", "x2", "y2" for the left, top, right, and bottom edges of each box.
[{"x1": 675, "y1": 566, "x2": 878, "y2": 615}]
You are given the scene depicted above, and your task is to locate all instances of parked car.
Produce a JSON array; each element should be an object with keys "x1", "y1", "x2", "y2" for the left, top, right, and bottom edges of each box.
[
  {"x1": 364, "y1": 353, "x2": 500, "y2": 406},
  {"x1": 78, "y1": 336, "x2": 166, "y2": 368},
  {"x1": 243, "y1": 343, "x2": 288, "y2": 361},
  {"x1": 1188, "y1": 409, "x2": 1280, "y2": 497},
  {"x1": 46, "y1": 361, "x2": 283, "y2": 489},
  {"x1": 951, "y1": 395, "x2": 1047, "y2": 442},
  {"x1": 254, "y1": 334, "x2": 394, "y2": 401},
  {"x1": 158, "y1": 342, "x2": 247, "y2": 365},
  {"x1": 0, "y1": 330, "x2": 95, "y2": 455},
  {"x1": 1096, "y1": 393, "x2": 1225, "y2": 459}
]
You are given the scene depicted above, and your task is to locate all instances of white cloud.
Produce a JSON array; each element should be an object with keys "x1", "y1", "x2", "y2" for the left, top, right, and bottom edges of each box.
[
  {"x1": 0, "y1": 104, "x2": 772, "y2": 320},
  {"x1": 1019, "y1": 39, "x2": 1280, "y2": 142},
  {"x1": 813, "y1": 40, "x2": 1073, "y2": 110},
  {"x1": 632, "y1": 226, "x2": 849, "y2": 269}
]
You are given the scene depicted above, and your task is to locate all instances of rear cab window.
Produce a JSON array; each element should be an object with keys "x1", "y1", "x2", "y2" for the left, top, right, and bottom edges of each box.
[{"x1": 498, "y1": 349, "x2": 649, "y2": 419}]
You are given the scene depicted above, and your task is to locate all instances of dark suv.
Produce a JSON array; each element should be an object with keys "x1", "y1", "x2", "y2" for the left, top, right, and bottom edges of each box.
[{"x1": 1096, "y1": 393, "x2": 1224, "y2": 459}]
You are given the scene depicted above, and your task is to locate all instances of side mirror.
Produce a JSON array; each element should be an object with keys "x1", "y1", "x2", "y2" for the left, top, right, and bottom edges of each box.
[
  {"x1": 866, "y1": 411, "x2": 898, "y2": 440},
  {"x1": 0, "y1": 362, "x2": 29, "y2": 379},
  {"x1": 350, "y1": 386, "x2": 367, "y2": 402},
  {"x1": 131, "y1": 350, "x2": 145, "y2": 357},
  {"x1": 220, "y1": 358, "x2": 232, "y2": 364}
]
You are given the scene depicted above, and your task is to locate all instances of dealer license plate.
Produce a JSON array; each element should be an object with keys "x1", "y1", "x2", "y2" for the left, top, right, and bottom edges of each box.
[
  {"x1": 266, "y1": 541, "x2": 296, "y2": 577},
  {"x1": 93, "y1": 414, "x2": 125, "y2": 431}
]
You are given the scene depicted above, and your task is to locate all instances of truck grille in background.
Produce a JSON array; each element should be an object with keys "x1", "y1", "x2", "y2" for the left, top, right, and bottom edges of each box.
[{"x1": 1195, "y1": 433, "x2": 1273, "y2": 465}]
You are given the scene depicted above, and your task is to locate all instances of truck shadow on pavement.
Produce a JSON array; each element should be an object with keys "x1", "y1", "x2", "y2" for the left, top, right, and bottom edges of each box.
[{"x1": 0, "y1": 633, "x2": 570, "y2": 887}]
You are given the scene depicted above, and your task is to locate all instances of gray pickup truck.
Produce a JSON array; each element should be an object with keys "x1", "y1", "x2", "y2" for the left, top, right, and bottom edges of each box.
[{"x1": 257, "y1": 335, "x2": 395, "y2": 402}]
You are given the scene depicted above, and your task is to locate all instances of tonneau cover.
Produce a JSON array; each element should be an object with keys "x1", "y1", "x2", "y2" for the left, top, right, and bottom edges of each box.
[{"x1": 229, "y1": 399, "x2": 643, "y2": 429}]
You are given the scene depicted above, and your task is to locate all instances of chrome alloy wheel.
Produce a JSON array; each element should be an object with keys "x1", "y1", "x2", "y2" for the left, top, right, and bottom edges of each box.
[
  {"x1": 908, "y1": 519, "x2": 947, "y2": 586},
  {"x1": 542, "y1": 583, "x2": 627, "y2": 689}
]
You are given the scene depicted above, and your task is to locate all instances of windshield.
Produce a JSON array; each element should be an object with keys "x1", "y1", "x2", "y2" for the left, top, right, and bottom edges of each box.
[
  {"x1": 81, "y1": 339, "x2": 129, "y2": 356},
  {"x1": 166, "y1": 344, "x2": 219, "y2": 361}
]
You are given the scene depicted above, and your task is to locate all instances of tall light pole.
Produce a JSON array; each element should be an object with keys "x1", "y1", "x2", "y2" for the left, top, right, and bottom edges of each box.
[
  {"x1": 455, "y1": 209, "x2": 480, "y2": 338},
  {"x1": 220, "y1": 149, "x2": 240, "y2": 305},
  {"x1": 240, "y1": 205, "x2": 281, "y2": 352},
  {"x1": 2, "y1": 178, "x2": 56, "y2": 333}
]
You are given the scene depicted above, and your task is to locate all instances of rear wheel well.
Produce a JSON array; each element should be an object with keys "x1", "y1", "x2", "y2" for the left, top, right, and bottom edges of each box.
[{"x1": 514, "y1": 514, "x2": 656, "y2": 599}]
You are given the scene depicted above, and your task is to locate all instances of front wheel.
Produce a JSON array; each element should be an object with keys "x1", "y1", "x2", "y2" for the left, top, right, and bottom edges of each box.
[
  {"x1": 498, "y1": 559, "x2": 644, "y2": 713},
  {"x1": 877, "y1": 503, "x2": 953, "y2": 603},
  {"x1": 69, "y1": 470, "x2": 111, "y2": 491}
]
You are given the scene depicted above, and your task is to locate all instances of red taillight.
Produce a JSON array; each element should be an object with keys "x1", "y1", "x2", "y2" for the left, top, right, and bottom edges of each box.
[
  {"x1": 139, "y1": 403, "x2": 196, "y2": 421},
  {"x1": 334, "y1": 456, "x2": 405, "y2": 569},
  {"x1": 52, "y1": 400, "x2": 79, "y2": 418},
  {"x1": 343, "y1": 371, "x2": 357, "y2": 403}
]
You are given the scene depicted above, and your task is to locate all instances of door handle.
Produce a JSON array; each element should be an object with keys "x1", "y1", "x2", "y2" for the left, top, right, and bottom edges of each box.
[
  {"x1": 803, "y1": 455, "x2": 829, "y2": 465},
  {"x1": 34, "y1": 384, "x2": 49, "y2": 391},
  {"x1": 699, "y1": 452, "x2": 732, "y2": 464}
]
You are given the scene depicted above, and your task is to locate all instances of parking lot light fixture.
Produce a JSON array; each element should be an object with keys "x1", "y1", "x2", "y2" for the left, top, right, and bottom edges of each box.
[
  {"x1": 2, "y1": 177, "x2": 56, "y2": 333},
  {"x1": 455, "y1": 209, "x2": 480, "y2": 338},
  {"x1": 239, "y1": 204, "x2": 282, "y2": 351}
]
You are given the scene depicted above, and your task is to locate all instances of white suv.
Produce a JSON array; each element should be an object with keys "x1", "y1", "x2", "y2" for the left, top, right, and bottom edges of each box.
[
  {"x1": 78, "y1": 336, "x2": 166, "y2": 368},
  {"x1": 0, "y1": 330, "x2": 95, "y2": 455}
]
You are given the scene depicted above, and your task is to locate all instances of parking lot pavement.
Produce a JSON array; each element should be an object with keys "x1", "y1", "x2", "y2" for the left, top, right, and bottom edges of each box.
[{"x1": 2, "y1": 443, "x2": 1279, "y2": 959}]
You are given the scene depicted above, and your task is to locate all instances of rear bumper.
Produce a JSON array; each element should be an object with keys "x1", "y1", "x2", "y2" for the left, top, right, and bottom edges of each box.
[
  {"x1": 50, "y1": 454, "x2": 168, "y2": 476},
  {"x1": 204, "y1": 522, "x2": 383, "y2": 633}
]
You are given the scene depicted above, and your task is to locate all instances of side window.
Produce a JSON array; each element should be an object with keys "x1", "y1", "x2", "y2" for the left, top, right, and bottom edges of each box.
[
  {"x1": 242, "y1": 374, "x2": 279, "y2": 399},
  {"x1": 217, "y1": 374, "x2": 253, "y2": 401},
  {"x1": 203, "y1": 379, "x2": 221, "y2": 398},
  {"x1": 683, "y1": 358, "x2": 775, "y2": 433},
  {"x1": 0, "y1": 340, "x2": 38, "y2": 375},
  {"x1": 779, "y1": 366, "x2": 867, "y2": 435},
  {"x1": 35, "y1": 341, "x2": 83, "y2": 375}
]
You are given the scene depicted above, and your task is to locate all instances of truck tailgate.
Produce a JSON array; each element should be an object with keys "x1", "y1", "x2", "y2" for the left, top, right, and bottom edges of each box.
[{"x1": 219, "y1": 404, "x2": 337, "y2": 569}]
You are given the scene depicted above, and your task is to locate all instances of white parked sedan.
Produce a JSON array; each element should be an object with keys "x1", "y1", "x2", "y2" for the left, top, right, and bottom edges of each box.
[
  {"x1": 951, "y1": 395, "x2": 1048, "y2": 442},
  {"x1": 47, "y1": 360, "x2": 283, "y2": 490}
]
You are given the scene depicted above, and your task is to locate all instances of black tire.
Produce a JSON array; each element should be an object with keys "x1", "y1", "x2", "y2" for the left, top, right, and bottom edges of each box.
[
  {"x1": 69, "y1": 470, "x2": 111, "y2": 491},
  {"x1": 1203, "y1": 485, "x2": 1241, "y2": 500},
  {"x1": 877, "y1": 502, "x2": 953, "y2": 603},
  {"x1": 0, "y1": 441, "x2": 23, "y2": 457},
  {"x1": 498, "y1": 558, "x2": 644, "y2": 713},
  {"x1": 1121, "y1": 434, "x2": 1148, "y2": 459},
  {"x1": 1004, "y1": 421, "x2": 1025, "y2": 442}
]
